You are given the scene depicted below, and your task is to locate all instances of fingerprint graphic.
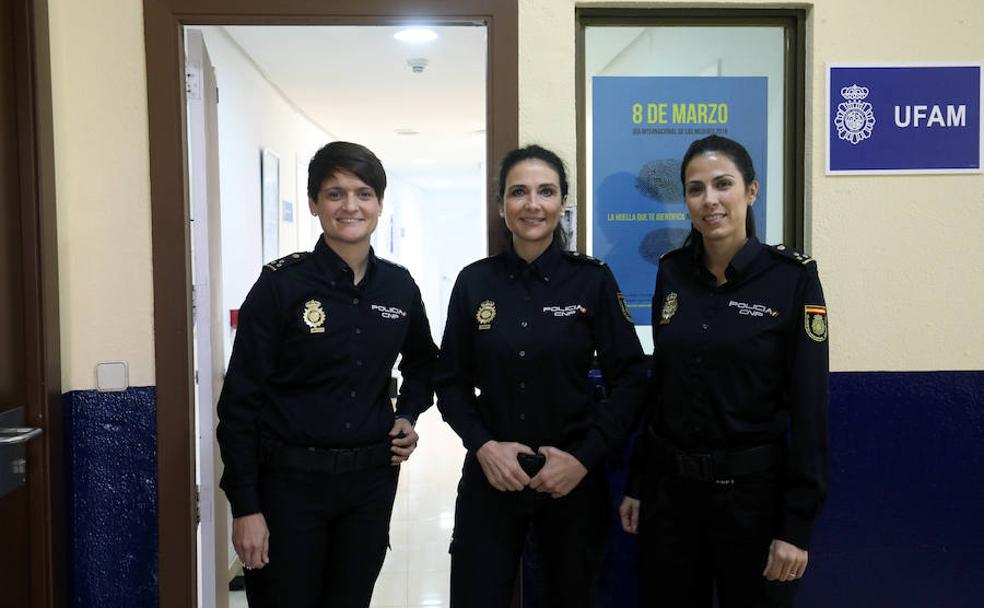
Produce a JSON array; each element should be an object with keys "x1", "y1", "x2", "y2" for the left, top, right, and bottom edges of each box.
[{"x1": 635, "y1": 159, "x2": 683, "y2": 202}]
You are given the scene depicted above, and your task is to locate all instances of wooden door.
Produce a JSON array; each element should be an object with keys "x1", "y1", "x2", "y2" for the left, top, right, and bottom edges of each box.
[
  {"x1": 0, "y1": 1, "x2": 32, "y2": 604},
  {"x1": 0, "y1": 0, "x2": 61, "y2": 606}
]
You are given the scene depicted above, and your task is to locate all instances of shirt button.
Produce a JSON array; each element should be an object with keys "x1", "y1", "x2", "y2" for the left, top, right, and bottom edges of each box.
[
  {"x1": 695, "y1": 356, "x2": 703, "y2": 364},
  {"x1": 350, "y1": 390, "x2": 357, "y2": 398},
  {"x1": 355, "y1": 360, "x2": 363, "y2": 367},
  {"x1": 509, "y1": 274, "x2": 515, "y2": 279},
  {"x1": 543, "y1": 277, "x2": 550, "y2": 283},
  {"x1": 353, "y1": 298, "x2": 359, "y2": 305},
  {"x1": 519, "y1": 350, "x2": 526, "y2": 358},
  {"x1": 521, "y1": 321, "x2": 528, "y2": 328},
  {"x1": 519, "y1": 413, "x2": 526, "y2": 421},
  {"x1": 345, "y1": 422, "x2": 352, "y2": 430},
  {"x1": 701, "y1": 323, "x2": 709, "y2": 330},
  {"x1": 355, "y1": 327, "x2": 362, "y2": 335},
  {"x1": 519, "y1": 382, "x2": 526, "y2": 389},
  {"x1": 523, "y1": 296, "x2": 531, "y2": 302}
]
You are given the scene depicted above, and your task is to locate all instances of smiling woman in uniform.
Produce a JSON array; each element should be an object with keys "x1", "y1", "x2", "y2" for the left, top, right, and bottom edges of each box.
[
  {"x1": 620, "y1": 135, "x2": 829, "y2": 608},
  {"x1": 216, "y1": 141, "x2": 438, "y2": 608},
  {"x1": 436, "y1": 144, "x2": 647, "y2": 607}
]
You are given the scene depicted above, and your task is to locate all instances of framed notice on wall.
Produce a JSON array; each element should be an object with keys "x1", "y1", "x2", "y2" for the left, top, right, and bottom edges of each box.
[
  {"x1": 591, "y1": 76, "x2": 768, "y2": 325},
  {"x1": 827, "y1": 64, "x2": 982, "y2": 174},
  {"x1": 261, "y1": 148, "x2": 280, "y2": 263}
]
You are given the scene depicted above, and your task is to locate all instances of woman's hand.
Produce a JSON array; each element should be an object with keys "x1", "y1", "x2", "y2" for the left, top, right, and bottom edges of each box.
[
  {"x1": 763, "y1": 539, "x2": 809, "y2": 582},
  {"x1": 619, "y1": 496, "x2": 641, "y2": 534},
  {"x1": 529, "y1": 446, "x2": 588, "y2": 498},
  {"x1": 232, "y1": 512, "x2": 270, "y2": 570},
  {"x1": 476, "y1": 440, "x2": 535, "y2": 491},
  {"x1": 389, "y1": 417, "x2": 418, "y2": 464}
]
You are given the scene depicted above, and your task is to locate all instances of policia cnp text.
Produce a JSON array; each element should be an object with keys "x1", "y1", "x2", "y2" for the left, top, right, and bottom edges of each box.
[
  {"x1": 620, "y1": 135, "x2": 829, "y2": 608},
  {"x1": 216, "y1": 142, "x2": 438, "y2": 608}
]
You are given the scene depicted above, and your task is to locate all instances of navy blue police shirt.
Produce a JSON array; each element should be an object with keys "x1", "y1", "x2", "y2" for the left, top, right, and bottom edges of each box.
[
  {"x1": 436, "y1": 242, "x2": 648, "y2": 471},
  {"x1": 633, "y1": 237, "x2": 829, "y2": 549},
  {"x1": 216, "y1": 238, "x2": 438, "y2": 517}
]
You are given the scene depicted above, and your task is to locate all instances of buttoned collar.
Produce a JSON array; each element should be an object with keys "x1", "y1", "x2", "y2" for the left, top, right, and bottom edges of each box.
[
  {"x1": 695, "y1": 237, "x2": 763, "y2": 285},
  {"x1": 502, "y1": 240, "x2": 563, "y2": 283},
  {"x1": 312, "y1": 237, "x2": 377, "y2": 286}
]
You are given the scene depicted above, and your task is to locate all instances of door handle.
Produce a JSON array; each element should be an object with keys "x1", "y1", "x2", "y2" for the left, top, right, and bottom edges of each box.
[{"x1": 0, "y1": 427, "x2": 43, "y2": 445}]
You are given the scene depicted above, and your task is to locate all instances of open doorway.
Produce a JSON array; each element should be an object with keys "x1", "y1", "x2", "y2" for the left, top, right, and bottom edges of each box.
[{"x1": 185, "y1": 23, "x2": 487, "y2": 608}]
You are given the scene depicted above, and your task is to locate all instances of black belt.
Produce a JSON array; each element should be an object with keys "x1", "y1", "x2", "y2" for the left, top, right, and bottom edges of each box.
[
  {"x1": 261, "y1": 438, "x2": 393, "y2": 475},
  {"x1": 647, "y1": 430, "x2": 785, "y2": 483}
]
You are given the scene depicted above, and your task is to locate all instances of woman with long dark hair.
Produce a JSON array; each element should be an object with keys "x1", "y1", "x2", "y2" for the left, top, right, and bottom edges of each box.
[
  {"x1": 437, "y1": 145, "x2": 647, "y2": 607},
  {"x1": 620, "y1": 135, "x2": 829, "y2": 607}
]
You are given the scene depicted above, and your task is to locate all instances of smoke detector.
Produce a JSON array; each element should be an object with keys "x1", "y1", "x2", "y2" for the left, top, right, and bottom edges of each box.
[{"x1": 407, "y1": 58, "x2": 429, "y2": 74}]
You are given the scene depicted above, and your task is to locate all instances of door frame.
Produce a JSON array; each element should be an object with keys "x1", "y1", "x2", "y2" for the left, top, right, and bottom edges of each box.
[
  {"x1": 142, "y1": 2, "x2": 518, "y2": 607},
  {"x1": 6, "y1": 0, "x2": 63, "y2": 606}
]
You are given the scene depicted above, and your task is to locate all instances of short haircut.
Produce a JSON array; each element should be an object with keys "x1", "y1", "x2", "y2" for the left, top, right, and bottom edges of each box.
[{"x1": 307, "y1": 141, "x2": 387, "y2": 201}]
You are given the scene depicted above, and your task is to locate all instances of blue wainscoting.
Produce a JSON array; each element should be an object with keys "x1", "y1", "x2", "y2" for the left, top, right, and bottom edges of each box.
[
  {"x1": 526, "y1": 371, "x2": 984, "y2": 607},
  {"x1": 64, "y1": 387, "x2": 158, "y2": 608},
  {"x1": 800, "y1": 371, "x2": 984, "y2": 608}
]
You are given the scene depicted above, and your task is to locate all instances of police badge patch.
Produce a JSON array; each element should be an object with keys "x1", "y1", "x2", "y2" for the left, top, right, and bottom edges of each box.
[
  {"x1": 659, "y1": 292, "x2": 679, "y2": 326},
  {"x1": 303, "y1": 300, "x2": 326, "y2": 334},
  {"x1": 617, "y1": 292, "x2": 633, "y2": 323},
  {"x1": 804, "y1": 305, "x2": 828, "y2": 342},
  {"x1": 476, "y1": 300, "x2": 496, "y2": 330}
]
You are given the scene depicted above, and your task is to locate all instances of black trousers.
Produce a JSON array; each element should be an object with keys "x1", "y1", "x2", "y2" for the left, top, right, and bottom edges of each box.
[
  {"x1": 637, "y1": 474, "x2": 798, "y2": 608},
  {"x1": 243, "y1": 462, "x2": 399, "y2": 608},
  {"x1": 449, "y1": 455, "x2": 610, "y2": 608}
]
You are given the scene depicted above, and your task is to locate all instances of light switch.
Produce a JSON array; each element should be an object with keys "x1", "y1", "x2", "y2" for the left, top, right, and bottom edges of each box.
[{"x1": 96, "y1": 361, "x2": 129, "y2": 392}]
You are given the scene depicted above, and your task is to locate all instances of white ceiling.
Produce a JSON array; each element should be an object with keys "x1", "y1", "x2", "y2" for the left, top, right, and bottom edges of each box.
[{"x1": 223, "y1": 25, "x2": 488, "y2": 191}]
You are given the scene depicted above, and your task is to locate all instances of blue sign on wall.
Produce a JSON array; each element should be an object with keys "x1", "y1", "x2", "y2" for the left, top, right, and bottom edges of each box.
[
  {"x1": 827, "y1": 65, "x2": 982, "y2": 174},
  {"x1": 592, "y1": 76, "x2": 768, "y2": 325}
]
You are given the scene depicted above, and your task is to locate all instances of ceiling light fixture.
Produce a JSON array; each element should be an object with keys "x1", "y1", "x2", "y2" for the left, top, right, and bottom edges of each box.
[
  {"x1": 394, "y1": 28, "x2": 438, "y2": 43},
  {"x1": 395, "y1": 128, "x2": 420, "y2": 136}
]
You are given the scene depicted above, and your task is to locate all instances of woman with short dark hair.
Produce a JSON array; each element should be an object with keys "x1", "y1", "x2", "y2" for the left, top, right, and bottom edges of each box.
[{"x1": 217, "y1": 141, "x2": 438, "y2": 607}]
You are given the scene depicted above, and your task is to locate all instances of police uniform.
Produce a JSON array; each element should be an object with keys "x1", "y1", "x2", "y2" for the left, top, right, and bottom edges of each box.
[
  {"x1": 437, "y1": 242, "x2": 648, "y2": 608},
  {"x1": 216, "y1": 238, "x2": 438, "y2": 608},
  {"x1": 627, "y1": 237, "x2": 829, "y2": 608}
]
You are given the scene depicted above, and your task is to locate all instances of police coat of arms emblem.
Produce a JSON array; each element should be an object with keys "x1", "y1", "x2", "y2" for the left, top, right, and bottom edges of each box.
[
  {"x1": 476, "y1": 300, "x2": 496, "y2": 330},
  {"x1": 303, "y1": 300, "x2": 326, "y2": 334},
  {"x1": 834, "y1": 84, "x2": 876, "y2": 145}
]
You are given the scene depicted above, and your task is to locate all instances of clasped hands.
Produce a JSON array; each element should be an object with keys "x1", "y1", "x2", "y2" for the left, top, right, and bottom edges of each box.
[{"x1": 476, "y1": 440, "x2": 587, "y2": 498}]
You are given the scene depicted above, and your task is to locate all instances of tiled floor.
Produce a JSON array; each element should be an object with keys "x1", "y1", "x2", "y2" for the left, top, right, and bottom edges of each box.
[{"x1": 228, "y1": 409, "x2": 465, "y2": 607}]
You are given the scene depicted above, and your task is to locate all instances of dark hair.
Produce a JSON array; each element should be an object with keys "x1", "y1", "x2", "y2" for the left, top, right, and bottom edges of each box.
[
  {"x1": 679, "y1": 135, "x2": 757, "y2": 251},
  {"x1": 495, "y1": 144, "x2": 570, "y2": 249},
  {"x1": 307, "y1": 141, "x2": 387, "y2": 201}
]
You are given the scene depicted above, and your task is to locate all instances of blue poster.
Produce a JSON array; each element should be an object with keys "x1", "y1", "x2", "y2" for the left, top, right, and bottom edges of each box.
[
  {"x1": 592, "y1": 76, "x2": 768, "y2": 325},
  {"x1": 827, "y1": 65, "x2": 982, "y2": 173}
]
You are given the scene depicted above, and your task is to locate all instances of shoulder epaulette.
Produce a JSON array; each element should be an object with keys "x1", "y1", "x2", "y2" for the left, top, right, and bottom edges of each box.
[
  {"x1": 563, "y1": 250, "x2": 606, "y2": 267},
  {"x1": 766, "y1": 243, "x2": 816, "y2": 267},
  {"x1": 264, "y1": 251, "x2": 310, "y2": 272},
  {"x1": 659, "y1": 246, "x2": 687, "y2": 261}
]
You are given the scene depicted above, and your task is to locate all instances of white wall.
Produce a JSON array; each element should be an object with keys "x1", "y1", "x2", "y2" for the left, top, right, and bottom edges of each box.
[
  {"x1": 49, "y1": 0, "x2": 155, "y2": 390},
  {"x1": 196, "y1": 27, "x2": 333, "y2": 364}
]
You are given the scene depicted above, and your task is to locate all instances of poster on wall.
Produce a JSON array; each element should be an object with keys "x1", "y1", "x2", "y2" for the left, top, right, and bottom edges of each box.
[
  {"x1": 261, "y1": 148, "x2": 280, "y2": 263},
  {"x1": 592, "y1": 76, "x2": 768, "y2": 325},
  {"x1": 827, "y1": 64, "x2": 982, "y2": 174}
]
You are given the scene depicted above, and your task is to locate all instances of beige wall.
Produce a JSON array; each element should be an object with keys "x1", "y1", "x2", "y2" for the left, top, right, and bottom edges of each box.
[
  {"x1": 519, "y1": 0, "x2": 984, "y2": 371},
  {"x1": 49, "y1": 0, "x2": 156, "y2": 390},
  {"x1": 45, "y1": 0, "x2": 983, "y2": 390}
]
